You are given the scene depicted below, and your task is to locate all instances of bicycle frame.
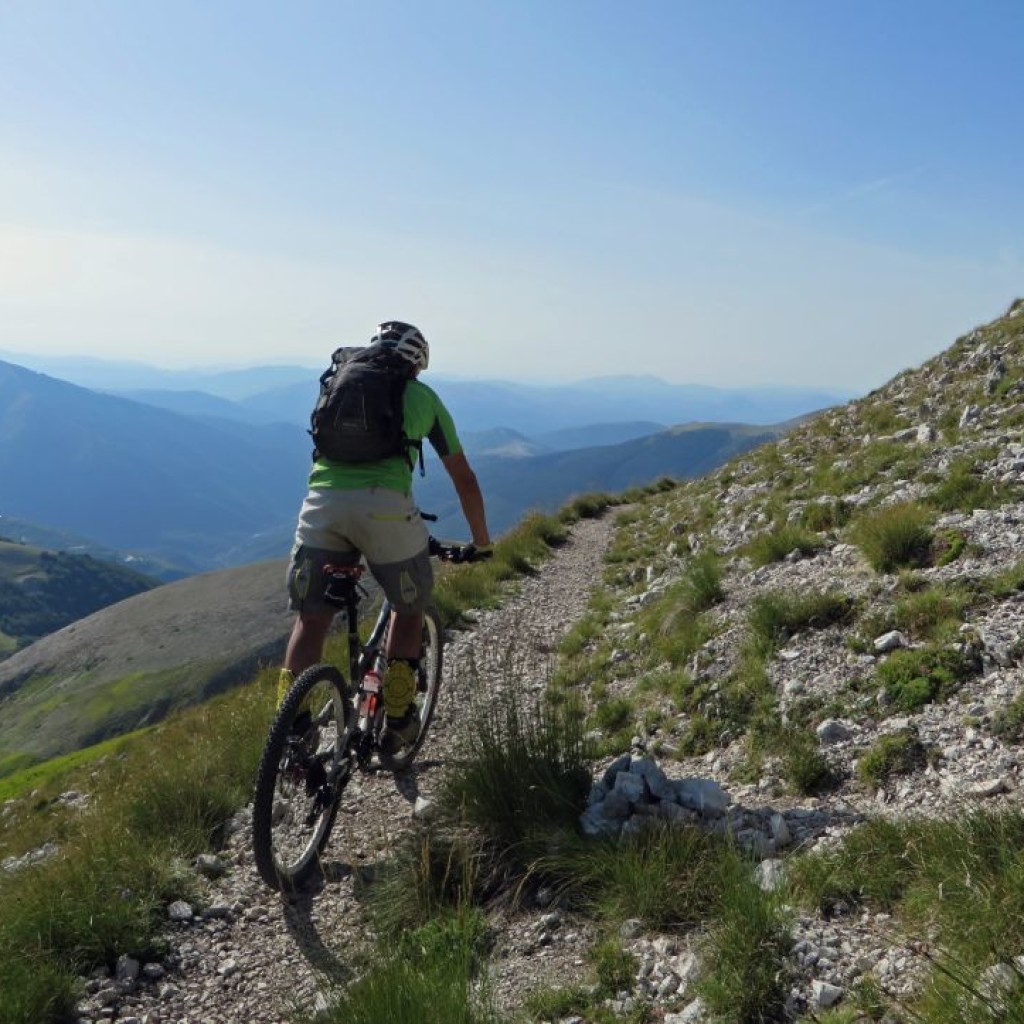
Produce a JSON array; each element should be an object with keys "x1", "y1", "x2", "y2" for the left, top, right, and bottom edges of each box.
[{"x1": 323, "y1": 566, "x2": 393, "y2": 768}]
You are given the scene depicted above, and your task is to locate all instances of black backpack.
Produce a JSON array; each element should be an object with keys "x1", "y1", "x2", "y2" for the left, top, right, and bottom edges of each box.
[{"x1": 309, "y1": 346, "x2": 423, "y2": 470}]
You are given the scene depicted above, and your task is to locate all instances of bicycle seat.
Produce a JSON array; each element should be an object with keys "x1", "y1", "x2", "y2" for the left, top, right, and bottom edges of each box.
[{"x1": 323, "y1": 564, "x2": 366, "y2": 580}]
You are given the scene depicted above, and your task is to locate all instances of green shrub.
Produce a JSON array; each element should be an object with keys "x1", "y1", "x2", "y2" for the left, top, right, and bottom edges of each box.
[
  {"x1": 850, "y1": 502, "x2": 935, "y2": 573},
  {"x1": 681, "y1": 549, "x2": 726, "y2": 610},
  {"x1": 319, "y1": 910, "x2": 498, "y2": 1024},
  {"x1": 877, "y1": 645, "x2": 980, "y2": 712},
  {"x1": 439, "y1": 690, "x2": 592, "y2": 874},
  {"x1": 0, "y1": 949, "x2": 78, "y2": 1024},
  {"x1": 859, "y1": 404, "x2": 907, "y2": 435},
  {"x1": 789, "y1": 816, "x2": 921, "y2": 914},
  {"x1": 800, "y1": 499, "x2": 853, "y2": 532},
  {"x1": 992, "y1": 693, "x2": 1024, "y2": 743},
  {"x1": 635, "y1": 566, "x2": 719, "y2": 669},
  {"x1": 982, "y1": 557, "x2": 1024, "y2": 600},
  {"x1": 677, "y1": 713, "x2": 724, "y2": 756},
  {"x1": 522, "y1": 986, "x2": 593, "y2": 1022},
  {"x1": 696, "y1": 854, "x2": 792, "y2": 1023},
  {"x1": 927, "y1": 457, "x2": 1014, "y2": 512},
  {"x1": 933, "y1": 528, "x2": 968, "y2": 567},
  {"x1": 561, "y1": 492, "x2": 615, "y2": 521},
  {"x1": 366, "y1": 827, "x2": 486, "y2": 936},
  {"x1": 780, "y1": 731, "x2": 839, "y2": 796},
  {"x1": 893, "y1": 584, "x2": 968, "y2": 641},
  {"x1": 791, "y1": 809, "x2": 1024, "y2": 1017},
  {"x1": 857, "y1": 728, "x2": 929, "y2": 787},
  {"x1": 590, "y1": 939, "x2": 637, "y2": 998},
  {"x1": 593, "y1": 697, "x2": 634, "y2": 734},
  {"x1": 748, "y1": 589, "x2": 854, "y2": 657},
  {"x1": 559, "y1": 824, "x2": 727, "y2": 930},
  {"x1": 744, "y1": 524, "x2": 823, "y2": 567}
]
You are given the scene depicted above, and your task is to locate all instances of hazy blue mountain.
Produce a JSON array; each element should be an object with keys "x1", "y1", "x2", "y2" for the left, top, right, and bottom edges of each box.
[
  {"x1": 240, "y1": 374, "x2": 846, "y2": 433},
  {"x1": 413, "y1": 421, "x2": 783, "y2": 540},
  {"x1": 0, "y1": 360, "x2": 307, "y2": 571},
  {"x1": 0, "y1": 356, "x2": 802, "y2": 574},
  {"x1": 106, "y1": 388, "x2": 270, "y2": 424},
  {"x1": 0, "y1": 350, "x2": 314, "y2": 400},
  {"x1": 536, "y1": 421, "x2": 667, "y2": 451},
  {"x1": 0, "y1": 353, "x2": 847, "y2": 431},
  {"x1": 460, "y1": 427, "x2": 551, "y2": 458}
]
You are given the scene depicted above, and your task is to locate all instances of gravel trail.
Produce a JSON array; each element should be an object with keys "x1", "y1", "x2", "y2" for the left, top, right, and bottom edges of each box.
[{"x1": 105, "y1": 514, "x2": 616, "y2": 1024}]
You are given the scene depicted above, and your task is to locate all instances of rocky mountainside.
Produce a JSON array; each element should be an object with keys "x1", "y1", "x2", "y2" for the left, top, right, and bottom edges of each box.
[
  {"x1": 10, "y1": 300, "x2": 1024, "y2": 1024},
  {"x1": 567, "y1": 298, "x2": 1024, "y2": 1014}
]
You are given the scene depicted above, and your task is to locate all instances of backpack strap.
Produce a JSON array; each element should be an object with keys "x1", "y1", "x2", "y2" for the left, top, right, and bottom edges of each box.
[{"x1": 403, "y1": 437, "x2": 425, "y2": 476}]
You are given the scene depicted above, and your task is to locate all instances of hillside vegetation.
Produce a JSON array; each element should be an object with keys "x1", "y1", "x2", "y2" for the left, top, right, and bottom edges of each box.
[
  {"x1": 0, "y1": 540, "x2": 156, "y2": 658},
  {"x1": 0, "y1": 558, "x2": 293, "y2": 778},
  {"x1": 5, "y1": 301, "x2": 1024, "y2": 1024}
]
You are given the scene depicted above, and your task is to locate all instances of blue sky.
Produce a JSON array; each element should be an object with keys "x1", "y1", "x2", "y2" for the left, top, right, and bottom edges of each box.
[{"x1": 1, "y1": 1, "x2": 1021, "y2": 389}]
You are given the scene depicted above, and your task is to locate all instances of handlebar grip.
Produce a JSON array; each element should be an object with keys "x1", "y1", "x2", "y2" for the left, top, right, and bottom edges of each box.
[{"x1": 427, "y1": 536, "x2": 493, "y2": 563}]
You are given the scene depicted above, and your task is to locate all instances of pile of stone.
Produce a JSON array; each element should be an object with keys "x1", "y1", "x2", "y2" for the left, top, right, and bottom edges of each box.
[{"x1": 579, "y1": 753, "x2": 730, "y2": 838}]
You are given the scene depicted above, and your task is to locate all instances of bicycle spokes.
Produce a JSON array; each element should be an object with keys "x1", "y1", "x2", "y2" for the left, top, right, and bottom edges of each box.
[{"x1": 252, "y1": 665, "x2": 354, "y2": 891}]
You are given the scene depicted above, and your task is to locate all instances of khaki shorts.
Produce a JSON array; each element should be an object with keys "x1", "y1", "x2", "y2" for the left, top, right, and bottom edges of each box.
[{"x1": 286, "y1": 487, "x2": 433, "y2": 614}]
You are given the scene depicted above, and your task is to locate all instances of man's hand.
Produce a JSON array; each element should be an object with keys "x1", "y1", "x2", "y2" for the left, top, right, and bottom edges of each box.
[{"x1": 463, "y1": 542, "x2": 494, "y2": 562}]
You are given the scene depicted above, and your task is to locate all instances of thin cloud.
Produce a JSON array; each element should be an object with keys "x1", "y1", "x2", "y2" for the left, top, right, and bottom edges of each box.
[{"x1": 799, "y1": 166, "x2": 929, "y2": 217}]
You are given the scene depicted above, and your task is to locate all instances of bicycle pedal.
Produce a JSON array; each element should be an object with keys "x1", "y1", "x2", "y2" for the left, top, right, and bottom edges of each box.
[{"x1": 304, "y1": 757, "x2": 327, "y2": 796}]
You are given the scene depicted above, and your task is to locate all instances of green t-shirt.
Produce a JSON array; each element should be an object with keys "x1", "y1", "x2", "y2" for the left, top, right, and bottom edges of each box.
[{"x1": 308, "y1": 379, "x2": 462, "y2": 495}]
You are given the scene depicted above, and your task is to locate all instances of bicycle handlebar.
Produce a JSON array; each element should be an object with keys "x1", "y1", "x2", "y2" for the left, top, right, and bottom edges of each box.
[{"x1": 428, "y1": 537, "x2": 493, "y2": 564}]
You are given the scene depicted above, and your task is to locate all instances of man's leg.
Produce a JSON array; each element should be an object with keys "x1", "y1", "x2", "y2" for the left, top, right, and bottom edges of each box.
[
  {"x1": 277, "y1": 609, "x2": 334, "y2": 707},
  {"x1": 282, "y1": 534, "x2": 355, "y2": 707},
  {"x1": 386, "y1": 610, "x2": 423, "y2": 661},
  {"x1": 285, "y1": 609, "x2": 336, "y2": 676}
]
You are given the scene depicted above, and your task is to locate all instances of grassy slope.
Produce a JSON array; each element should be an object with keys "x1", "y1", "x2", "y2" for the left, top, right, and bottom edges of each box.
[{"x1": 0, "y1": 557, "x2": 290, "y2": 778}]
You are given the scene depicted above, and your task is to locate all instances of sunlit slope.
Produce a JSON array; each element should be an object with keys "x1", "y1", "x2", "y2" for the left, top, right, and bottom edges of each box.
[{"x1": 0, "y1": 559, "x2": 293, "y2": 776}]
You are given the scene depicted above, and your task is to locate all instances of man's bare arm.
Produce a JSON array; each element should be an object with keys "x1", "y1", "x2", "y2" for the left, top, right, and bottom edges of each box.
[{"x1": 441, "y1": 452, "x2": 492, "y2": 546}]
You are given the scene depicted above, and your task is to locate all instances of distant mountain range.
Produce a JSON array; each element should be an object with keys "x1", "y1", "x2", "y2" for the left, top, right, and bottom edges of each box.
[
  {"x1": 1, "y1": 349, "x2": 848, "y2": 429},
  {"x1": 0, "y1": 360, "x2": 307, "y2": 573},
  {"x1": 0, "y1": 354, "x2": 844, "y2": 573}
]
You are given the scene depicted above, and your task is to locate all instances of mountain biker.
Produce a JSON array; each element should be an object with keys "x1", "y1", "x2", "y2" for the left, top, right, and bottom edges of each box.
[{"x1": 280, "y1": 320, "x2": 492, "y2": 753}]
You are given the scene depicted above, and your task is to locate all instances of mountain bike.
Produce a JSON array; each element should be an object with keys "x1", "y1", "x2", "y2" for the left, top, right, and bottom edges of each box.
[{"x1": 252, "y1": 536, "x2": 486, "y2": 892}]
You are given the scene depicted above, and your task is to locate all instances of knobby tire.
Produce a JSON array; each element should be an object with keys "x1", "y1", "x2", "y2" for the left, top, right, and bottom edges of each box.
[{"x1": 251, "y1": 664, "x2": 354, "y2": 892}]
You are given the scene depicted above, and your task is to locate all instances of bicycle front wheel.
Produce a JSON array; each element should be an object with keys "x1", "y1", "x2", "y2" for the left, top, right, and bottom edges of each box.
[
  {"x1": 379, "y1": 606, "x2": 444, "y2": 772},
  {"x1": 251, "y1": 664, "x2": 354, "y2": 892}
]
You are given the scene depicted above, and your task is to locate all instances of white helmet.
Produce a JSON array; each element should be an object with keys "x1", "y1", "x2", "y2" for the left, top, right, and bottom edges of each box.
[{"x1": 372, "y1": 320, "x2": 429, "y2": 371}]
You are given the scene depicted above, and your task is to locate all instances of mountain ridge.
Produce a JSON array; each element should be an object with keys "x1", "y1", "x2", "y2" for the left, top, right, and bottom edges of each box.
[
  {"x1": 6, "y1": 302, "x2": 1024, "y2": 1022},
  {"x1": 0, "y1": 357, "x2": 809, "y2": 572}
]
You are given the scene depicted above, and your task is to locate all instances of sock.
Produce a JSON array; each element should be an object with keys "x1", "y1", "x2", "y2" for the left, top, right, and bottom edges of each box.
[
  {"x1": 276, "y1": 668, "x2": 295, "y2": 708},
  {"x1": 383, "y1": 659, "x2": 416, "y2": 718}
]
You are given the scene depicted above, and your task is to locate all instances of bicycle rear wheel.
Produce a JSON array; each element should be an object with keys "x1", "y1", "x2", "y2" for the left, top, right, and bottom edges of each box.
[
  {"x1": 379, "y1": 606, "x2": 443, "y2": 772},
  {"x1": 252, "y1": 664, "x2": 354, "y2": 891}
]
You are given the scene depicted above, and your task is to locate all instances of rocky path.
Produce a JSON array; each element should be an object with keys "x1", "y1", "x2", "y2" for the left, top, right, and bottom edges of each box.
[{"x1": 92, "y1": 515, "x2": 616, "y2": 1024}]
